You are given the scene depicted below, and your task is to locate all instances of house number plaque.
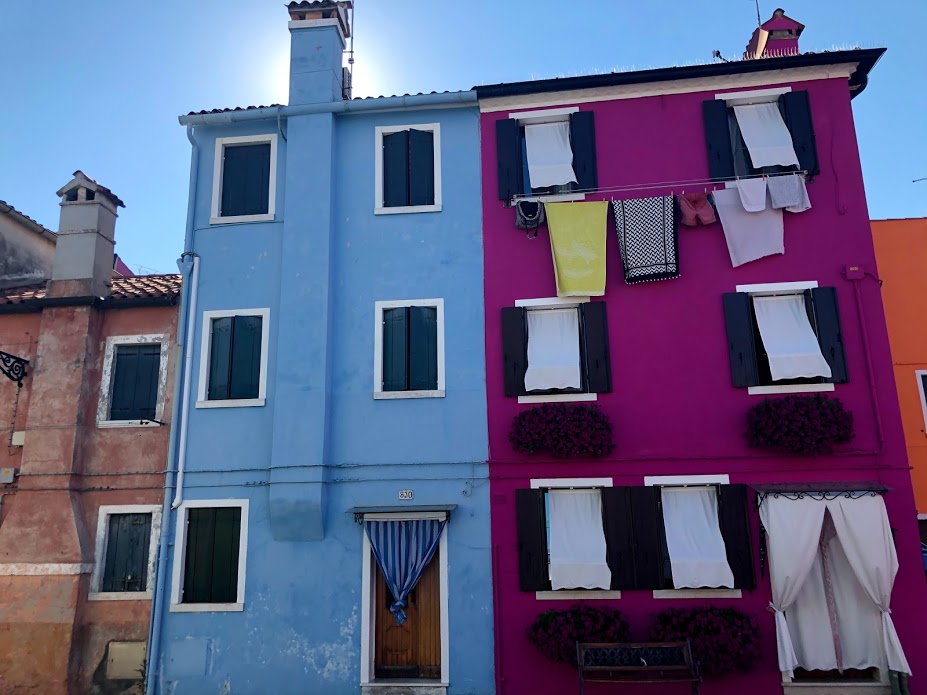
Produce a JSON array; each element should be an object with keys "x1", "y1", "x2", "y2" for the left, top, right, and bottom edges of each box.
[{"x1": 399, "y1": 489, "x2": 414, "y2": 500}]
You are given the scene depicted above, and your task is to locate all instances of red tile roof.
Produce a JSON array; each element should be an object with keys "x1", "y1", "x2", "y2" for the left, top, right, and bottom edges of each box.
[{"x1": 0, "y1": 274, "x2": 182, "y2": 306}]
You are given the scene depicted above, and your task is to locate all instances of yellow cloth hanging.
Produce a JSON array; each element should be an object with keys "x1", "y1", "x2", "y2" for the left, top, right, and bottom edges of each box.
[{"x1": 545, "y1": 201, "x2": 608, "y2": 297}]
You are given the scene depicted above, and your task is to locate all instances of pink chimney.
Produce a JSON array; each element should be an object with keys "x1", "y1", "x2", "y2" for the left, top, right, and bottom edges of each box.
[{"x1": 745, "y1": 8, "x2": 804, "y2": 59}]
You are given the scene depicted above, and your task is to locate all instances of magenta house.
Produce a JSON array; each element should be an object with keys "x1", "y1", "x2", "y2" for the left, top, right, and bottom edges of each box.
[{"x1": 478, "y1": 11, "x2": 925, "y2": 695}]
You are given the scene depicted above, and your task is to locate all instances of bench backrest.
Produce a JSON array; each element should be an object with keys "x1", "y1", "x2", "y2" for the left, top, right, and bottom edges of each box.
[{"x1": 577, "y1": 641, "x2": 694, "y2": 672}]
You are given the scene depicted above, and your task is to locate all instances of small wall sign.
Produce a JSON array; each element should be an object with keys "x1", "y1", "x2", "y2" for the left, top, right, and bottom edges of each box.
[{"x1": 399, "y1": 489, "x2": 414, "y2": 500}]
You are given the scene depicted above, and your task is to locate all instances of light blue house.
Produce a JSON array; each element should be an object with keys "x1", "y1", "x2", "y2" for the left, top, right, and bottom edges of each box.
[{"x1": 146, "y1": 3, "x2": 492, "y2": 693}]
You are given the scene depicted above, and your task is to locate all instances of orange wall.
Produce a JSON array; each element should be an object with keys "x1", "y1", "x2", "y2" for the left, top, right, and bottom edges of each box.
[{"x1": 872, "y1": 218, "x2": 927, "y2": 513}]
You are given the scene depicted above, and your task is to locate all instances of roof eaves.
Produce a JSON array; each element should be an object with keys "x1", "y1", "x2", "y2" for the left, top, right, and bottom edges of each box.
[{"x1": 0, "y1": 201, "x2": 57, "y2": 243}]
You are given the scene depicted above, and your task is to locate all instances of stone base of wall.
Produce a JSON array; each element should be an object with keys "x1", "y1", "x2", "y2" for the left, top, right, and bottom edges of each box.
[{"x1": 782, "y1": 683, "x2": 890, "y2": 695}]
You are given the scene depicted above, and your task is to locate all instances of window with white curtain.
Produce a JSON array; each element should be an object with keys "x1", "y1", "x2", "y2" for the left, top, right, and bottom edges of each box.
[
  {"x1": 546, "y1": 489, "x2": 611, "y2": 590},
  {"x1": 660, "y1": 487, "x2": 734, "y2": 589},
  {"x1": 525, "y1": 308, "x2": 582, "y2": 392}
]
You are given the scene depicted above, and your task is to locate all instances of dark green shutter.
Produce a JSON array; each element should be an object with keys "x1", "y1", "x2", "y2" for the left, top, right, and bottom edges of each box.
[
  {"x1": 515, "y1": 489, "x2": 551, "y2": 591},
  {"x1": 208, "y1": 317, "x2": 233, "y2": 400},
  {"x1": 580, "y1": 301, "x2": 611, "y2": 393},
  {"x1": 602, "y1": 487, "x2": 636, "y2": 590},
  {"x1": 229, "y1": 316, "x2": 262, "y2": 400},
  {"x1": 408, "y1": 306, "x2": 438, "y2": 391},
  {"x1": 408, "y1": 129, "x2": 435, "y2": 207},
  {"x1": 703, "y1": 99, "x2": 735, "y2": 180},
  {"x1": 496, "y1": 118, "x2": 523, "y2": 200},
  {"x1": 778, "y1": 90, "x2": 819, "y2": 177},
  {"x1": 382, "y1": 131, "x2": 410, "y2": 207},
  {"x1": 717, "y1": 485, "x2": 756, "y2": 590},
  {"x1": 629, "y1": 486, "x2": 670, "y2": 590},
  {"x1": 110, "y1": 345, "x2": 160, "y2": 421},
  {"x1": 210, "y1": 507, "x2": 241, "y2": 604},
  {"x1": 722, "y1": 292, "x2": 760, "y2": 388},
  {"x1": 101, "y1": 513, "x2": 152, "y2": 592},
  {"x1": 221, "y1": 143, "x2": 271, "y2": 217},
  {"x1": 812, "y1": 287, "x2": 848, "y2": 383},
  {"x1": 382, "y1": 308, "x2": 409, "y2": 391},
  {"x1": 569, "y1": 111, "x2": 597, "y2": 192},
  {"x1": 183, "y1": 507, "x2": 241, "y2": 604},
  {"x1": 501, "y1": 307, "x2": 528, "y2": 397}
]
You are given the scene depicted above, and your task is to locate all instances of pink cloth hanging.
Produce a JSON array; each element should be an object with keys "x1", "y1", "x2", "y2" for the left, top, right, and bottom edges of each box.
[{"x1": 678, "y1": 193, "x2": 717, "y2": 226}]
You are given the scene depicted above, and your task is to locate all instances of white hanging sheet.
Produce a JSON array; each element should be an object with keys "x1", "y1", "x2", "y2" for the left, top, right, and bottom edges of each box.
[
  {"x1": 713, "y1": 187, "x2": 784, "y2": 267},
  {"x1": 547, "y1": 489, "x2": 611, "y2": 590},
  {"x1": 736, "y1": 177, "x2": 768, "y2": 212},
  {"x1": 752, "y1": 295, "x2": 832, "y2": 381},
  {"x1": 524, "y1": 122, "x2": 578, "y2": 189},
  {"x1": 660, "y1": 487, "x2": 734, "y2": 589},
  {"x1": 524, "y1": 308, "x2": 581, "y2": 392},
  {"x1": 733, "y1": 103, "x2": 800, "y2": 168}
]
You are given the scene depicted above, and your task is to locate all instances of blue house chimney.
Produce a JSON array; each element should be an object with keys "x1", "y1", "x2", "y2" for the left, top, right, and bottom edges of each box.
[{"x1": 287, "y1": 0, "x2": 352, "y2": 104}]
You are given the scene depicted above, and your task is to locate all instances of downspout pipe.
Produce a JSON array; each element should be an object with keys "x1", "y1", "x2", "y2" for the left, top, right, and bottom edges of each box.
[
  {"x1": 145, "y1": 124, "x2": 201, "y2": 695},
  {"x1": 178, "y1": 90, "x2": 477, "y2": 126}
]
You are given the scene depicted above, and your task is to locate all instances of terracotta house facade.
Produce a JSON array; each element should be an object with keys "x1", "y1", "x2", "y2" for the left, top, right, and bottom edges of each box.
[
  {"x1": 0, "y1": 173, "x2": 181, "y2": 694},
  {"x1": 478, "y1": 14, "x2": 925, "y2": 695}
]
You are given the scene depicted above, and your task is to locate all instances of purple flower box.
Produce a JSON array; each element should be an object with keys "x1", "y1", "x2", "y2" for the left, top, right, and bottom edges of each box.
[
  {"x1": 509, "y1": 403, "x2": 614, "y2": 458},
  {"x1": 746, "y1": 394, "x2": 854, "y2": 456},
  {"x1": 528, "y1": 605, "x2": 631, "y2": 666}
]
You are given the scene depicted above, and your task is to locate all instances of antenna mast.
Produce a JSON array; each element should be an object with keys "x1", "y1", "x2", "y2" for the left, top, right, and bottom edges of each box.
[{"x1": 755, "y1": 0, "x2": 762, "y2": 26}]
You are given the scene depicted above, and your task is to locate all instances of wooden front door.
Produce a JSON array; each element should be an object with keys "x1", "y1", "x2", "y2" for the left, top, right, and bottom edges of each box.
[{"x1": 374, "y1": 548, "x2": 441, "y2": 679}]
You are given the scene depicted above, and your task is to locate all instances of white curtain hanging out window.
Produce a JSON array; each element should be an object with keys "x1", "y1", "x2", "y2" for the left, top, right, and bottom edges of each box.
[
  {"x1": 547, "y1": 489, "x2": 611, "y2": 590},
  {"x1": 733, "y1": 103, "x2": 800, "y2": 169},
  {"x1": 524, "y1": 122, "x2": 578, "y2": 189},
  {"x1": 661, "y1": 487, "x2": 735, "y2": 589},
  {"x1": 524, "y1": 308, "x2": 581, "y2": 392},
  {"x1": 752, "y1": 295, "x2": 832, "y2": 381}
]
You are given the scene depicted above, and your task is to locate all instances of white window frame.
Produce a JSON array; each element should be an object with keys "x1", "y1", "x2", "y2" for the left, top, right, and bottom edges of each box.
[
  {"x1": 374, "y1": 123, "x2": 442, "y2": 215},
  {"x1": 170, "y1": 498, "x2": 249, "y2": 613},
  {"x1": 715, "y1": 86, "x2": 792, "y2": 106},
  {"x1": 507, "y1": 106, "x2": 586, "y2": 203},
  {"x1": 644, "y1": 474, "x2": 741, "y2": 599},
  {"x1": 89, "y1": 504, "x2": 161, "y2": 601},
  {"x1": 916, "y1": 371, "x2": 927, "y2": 433},
  {"x1": 373, "y1": 299, "x2": 445, "y2": 400},
  {"x1": 515, "y1": 296, "x2": 595, "y2": 404},
  {"x1": 97, "y1": 334, "x2": 169, "y2": 428},
  {"x1": 360, "y1": 511, "x2": 449, "y2": 691},
  {"x1": 196, "y1": 308, "x2": 270, "y2": 408},
  {"x1": 210, "y1": 134, "x2": 278, "y2": 225},
  {"x1": 529, "y1": 477, "x2": 620, "y2": 600},
  {"x1": 734, "y1": 280, "x2": 836, "y2": 396}
]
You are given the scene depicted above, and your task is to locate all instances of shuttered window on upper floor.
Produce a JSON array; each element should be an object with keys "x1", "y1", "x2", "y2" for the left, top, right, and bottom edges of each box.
[
  {"x1": 382, "y1": 128, "x2": 436, "y2": 208},
  {"x1": 207, "y1": 316, "x2": 263, "y2": 401},
  {"x1": 220, "y1": 143, "x2": 271, "y2": 218},
  {"x1": 109, "y1": 344, "x2": 161, "y2": 421},
  {"x1": 382, "y1": 306, "x2": 438, "y2": 392},
  {"x1": 182, "y1": 506, "x2": 242, "y2": 604},
  {"x1": 101, "y1": 512, "x2": 152, "y2": 593}
]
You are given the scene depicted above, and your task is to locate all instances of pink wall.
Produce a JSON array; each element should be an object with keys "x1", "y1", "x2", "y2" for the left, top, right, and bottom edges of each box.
[{"x1": 481, "y1": 76, "x2": 927, "y2": 694}]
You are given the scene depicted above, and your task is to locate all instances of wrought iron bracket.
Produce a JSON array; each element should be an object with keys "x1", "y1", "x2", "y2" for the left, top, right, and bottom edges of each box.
[{"x1": 0, "y1": 351, "x2": 29, "y2": 386}]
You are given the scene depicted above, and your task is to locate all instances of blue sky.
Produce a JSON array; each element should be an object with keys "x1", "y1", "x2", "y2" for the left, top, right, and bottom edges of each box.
[{"x1": 1, "y1": 1, "x2": 924, "y2": 275}]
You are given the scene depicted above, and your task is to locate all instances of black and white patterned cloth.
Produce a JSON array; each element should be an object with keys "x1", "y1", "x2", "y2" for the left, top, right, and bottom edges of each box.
[{"x1": 611, "y1": 196, "x2": 680, "y2": 284}]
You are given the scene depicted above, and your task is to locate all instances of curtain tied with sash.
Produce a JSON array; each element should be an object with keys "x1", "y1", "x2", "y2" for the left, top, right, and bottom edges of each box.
[{"x1": 365, "y1": 519, "x2": 446, "y2": 625}]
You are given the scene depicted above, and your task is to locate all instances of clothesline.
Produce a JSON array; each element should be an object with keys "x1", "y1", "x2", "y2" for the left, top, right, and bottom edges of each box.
[{"x1": 511, "y1": 169, "x2": 809, "y2": 201}]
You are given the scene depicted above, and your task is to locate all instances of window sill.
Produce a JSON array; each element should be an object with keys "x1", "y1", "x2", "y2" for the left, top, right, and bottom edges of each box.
[
  {"x1": 169, "y1": 602, "x2": 244, "y2": 613},
  {"x1": 209, "y1": 213, "x2": 274, "y2": 225},
  {"x1": 89, "y1": 591, "x2": 153, "y2": 601},
  {"x1": 518, "y1": 393, "x2": 597, "y2": 404},
  {"x1": 652, "y1": 589, "x2": 742, "y2": 599},
  {"x1": 512, "y1": 192, "x2": 586, "y2": 204},
  {"x1": 96, "y1": 419, "x2": 162, "y2": 429},
  {"x1": 374, "y1": 204, "x2": 442, "y2": 215},
  {"x1": 374, "y1": 390, "x2": 445, "y2": 400},
  {"x1": 747, "y1": 383, "x2": 835, "y2": 396},
  {"x1": 195, "y1": 398, "x2": 266, "y2": 409},
  {"x1": 361, "y1": 682, "x2": 447, "y2": 695},
  {"x1": 535, "y1": 590, "x2": 620, "y2": 600}
]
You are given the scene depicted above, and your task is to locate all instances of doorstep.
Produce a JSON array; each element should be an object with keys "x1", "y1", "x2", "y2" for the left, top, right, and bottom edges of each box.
[
  {"x1": 361, "y1": 681, "x2": 447, "y2": 695},
  {"x1": 783, "y1": 683, "x2": 889, "y2": 695}
]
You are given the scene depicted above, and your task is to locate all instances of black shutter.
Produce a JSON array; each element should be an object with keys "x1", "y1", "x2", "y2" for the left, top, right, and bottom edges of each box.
[
  {"x1": 183, "y1": 507, "x2": 241, "y2": 604},
  {"x1": 229, "y1": 316, "x2": 262, "y2": 400},
  {"x1": 501, "y1": 307, "x2": 528, "y2": 397},
  {"x1": 210, "y1": 507, "x2": 241, "y2": 604},
  {"x1": 515, "y1": 489, "x2": 551, "y2": 591},
  {"x1": 602, "y1": 487, "x2": 636, "y2": 590},
  {"x1": 812, "y1": 287, "x2": 848, "y2": 383},
  {"x1": 703, "y1": 99, "x2": 735, "y2": 181},
  {"x1": 208, "y1": 317, "x2": 233, "y2": 400},
  {"x1": 408, "y1": 306, "x2": 438, "y2": 391},
  {"x1": 779, "y1": 90, "x2": 819, "y2": 177},
  {"x1": 133, "y1": 345, "x2": 161, "y2": 420},
  {"x1": 408, "y1": 129, "x2": 435, "y2": 207},
  {"x1": 717, "y1": 484, "x2": 756, "y2": 590},
  {"x1": 580, "y1": 301, "x2": 611, "y2": 394},
  {"x1": 722, "y1": 292, "x2": 760, "y2": 388},
  {"x1": 221, "y1": 144, "x2": 270, "y2": 217},
  {"x1": 629, "y1": 486, "x2": 669, "y2": 590},
  {"x1": 382, "y1": 308, "x2": 409, "y2": 391},
  {"x1": 101, "y1": 513, "x2": 152, "y2": 592},
  {"x1": 110, "y1": 345, "x2": 159, "y2": 421},
  {"x1": 569, "y1": 111, "x2": 598, "y2": 192},
  {"x1": 496, "y1": 118, "x2": 522, "y2": 200},
  {"x1": 382, "y1": 131, "x2": 410, "y2": 207}
]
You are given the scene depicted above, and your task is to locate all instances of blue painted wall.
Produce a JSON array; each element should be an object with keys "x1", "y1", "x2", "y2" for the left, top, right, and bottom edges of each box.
[{"x1": 150, "y1": 20, "x2": 492, "y2": 695}]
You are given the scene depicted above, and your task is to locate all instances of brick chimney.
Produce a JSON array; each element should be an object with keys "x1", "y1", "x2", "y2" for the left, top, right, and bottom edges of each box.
[
  {"x1": 745, "y1": 8, "x2": 804, "y2": 59},
  {"x1": 49, "y1": 170, "x2": 124, "y2": 299},
  {"x1": 287, "y1": 0, "x2": 352, "y2": 104}
]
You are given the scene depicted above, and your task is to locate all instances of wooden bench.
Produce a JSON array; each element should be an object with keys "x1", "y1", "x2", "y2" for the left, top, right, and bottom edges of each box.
[{"x1": 577, "y1": 641, "x2": 701, "y2": 694}]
